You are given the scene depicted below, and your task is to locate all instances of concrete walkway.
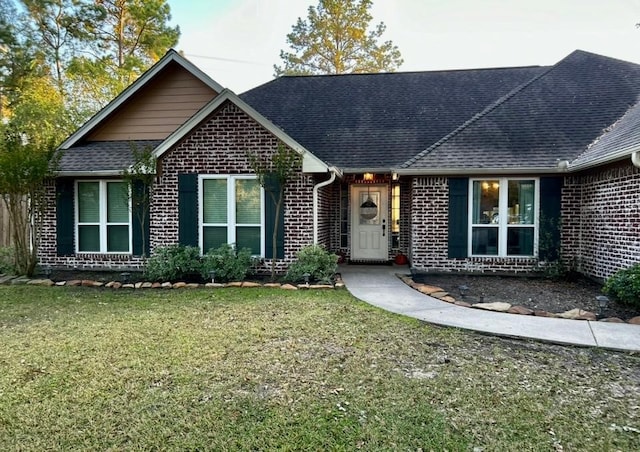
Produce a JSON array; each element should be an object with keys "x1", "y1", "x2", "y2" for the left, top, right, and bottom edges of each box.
[{"x1": 340, "y1": 265, "x2": 640, "y2": 352}]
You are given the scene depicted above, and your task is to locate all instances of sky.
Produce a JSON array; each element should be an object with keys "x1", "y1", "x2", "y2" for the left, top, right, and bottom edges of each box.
[{"x1": 166, "y1": 0, "x2": 640, "y2": 93}]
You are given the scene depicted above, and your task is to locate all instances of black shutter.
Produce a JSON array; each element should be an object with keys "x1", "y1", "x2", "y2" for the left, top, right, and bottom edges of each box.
[
  {"x1": 539, "y1": 177, "x2": 563, "y2": 261},
  {"x1": 132, "y1": 180, "x2": 150, "y2": 256},
  {"x1": 178, "y1": 174, "x2": 198, "y2": 247},
  {"x1": 264, "y1": 175, "x2": 284, "y2": 259},
  {"x1": 448, "y1": 178, "x2": 469, "y2": 258},
  {"x1": 56, "y1": 178, "x2": 74, "y2": 256}
]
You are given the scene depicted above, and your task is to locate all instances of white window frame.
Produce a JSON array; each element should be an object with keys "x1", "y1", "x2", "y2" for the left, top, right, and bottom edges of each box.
[
  {"x1": 75, "y1": 180, "x2": 132, "y2": 254},
  {"x1": 199, "y1": 175, "x2": 265, "y2": 257},
  {"x1": 468, "y1": 177, "x2": 539, "y2": 258}
]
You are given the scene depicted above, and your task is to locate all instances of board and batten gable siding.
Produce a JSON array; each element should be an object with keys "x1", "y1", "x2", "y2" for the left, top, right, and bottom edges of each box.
[
  {"x1": 88, "y1": 62, "x2": 218, "y2": 142},
  {"x1": 151, "y1": 100, "x2": 314, "y2": 271},
  {"x1": 563, "y1": 161, "x2": 640, "y2": 280}
]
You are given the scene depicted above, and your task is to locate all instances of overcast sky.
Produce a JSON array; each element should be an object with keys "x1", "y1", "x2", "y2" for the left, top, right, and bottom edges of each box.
[{"x1": 166, "y1": 0, "x2": 640, "y2": 93}]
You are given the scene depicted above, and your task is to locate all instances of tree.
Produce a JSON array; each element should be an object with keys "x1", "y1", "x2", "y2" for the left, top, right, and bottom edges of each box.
[
  {"x1": 121, "y1": 143, "x2": 156, "y2": 259},
  {"x1": 247, "y1": 144, "x2": 302, "y2": 280},
  {"x1": 0, "y1": 75, "x2": 71, "y2": 276},
  {"x1": 274, "y1": 0, "x2": 403, "y2": 76},
  {"x1": 68, "y1": 0, "x2": 180, "y2": 108}
]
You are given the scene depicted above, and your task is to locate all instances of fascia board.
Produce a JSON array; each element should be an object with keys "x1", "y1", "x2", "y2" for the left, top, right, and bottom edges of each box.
[{"x1": 153, "y1": 89, "x2": 330, "y2": 174}]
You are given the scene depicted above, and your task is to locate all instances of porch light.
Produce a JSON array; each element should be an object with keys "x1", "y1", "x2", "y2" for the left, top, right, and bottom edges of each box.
[
  {"x1": 596, "y1": 295, "x2": 609, "y2": 318},
  {"x1": 392, "y1": 172, "x2": 399, "y2": 181},
  {"x1": 363, "y1": 172, "x2": 374, "y2": 181}
]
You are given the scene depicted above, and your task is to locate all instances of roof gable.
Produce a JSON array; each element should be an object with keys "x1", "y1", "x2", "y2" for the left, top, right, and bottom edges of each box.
[{"x1": 60, "y1": 49, "x2": 224, "y2": 149}]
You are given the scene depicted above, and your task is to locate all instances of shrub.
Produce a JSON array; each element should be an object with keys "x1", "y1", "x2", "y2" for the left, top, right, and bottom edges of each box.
[
  {"x1": 144, "y1": 244, "x2": 202, "y2": 282},
  {"x1": 0, "y1": 247, "x2": 15, "y2": 274},
  {"x1": 201, "y1": 244, "x2": 256, "y2": 283},
  {"x1": 286, "y1": 245, "x2": 338, "y2": 284},
  {"x1": 603, "y1": 264, "x2": 640, "y2": 308}
]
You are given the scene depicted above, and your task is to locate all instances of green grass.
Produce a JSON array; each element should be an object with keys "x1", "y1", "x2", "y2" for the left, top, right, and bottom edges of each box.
[{"x1": 1, "y1": 286, "x2": 639, "y2": 450}]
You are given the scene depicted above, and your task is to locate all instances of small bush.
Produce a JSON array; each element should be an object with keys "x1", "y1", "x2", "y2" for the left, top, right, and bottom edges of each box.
[
  {"x1": 0, "y1": 247, "x2": 15, "y2": 274},
  {"x1": 144, "y1": 244, "x2": 202, "y2": 282},
  {"x1": 201, "y1": 244, "x2": 256, "y2": 283},
  {"x1": 603, "y1": 264, "x2": 640, "y2": 307},
  {"x1": 286, "y1": 245, "x2": 338, "y2": 284}
]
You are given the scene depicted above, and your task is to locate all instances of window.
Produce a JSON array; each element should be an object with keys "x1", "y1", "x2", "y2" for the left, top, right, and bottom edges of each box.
[
  {"x1": 201, "y1": 176, "x2": 264, "y2": 255},
  {"x1": 391, "y1": 184, "x2": 400, "y2": 248},
  {"x1": 470, "y1": 178, "x2": 537, "y2": 257},
  {"x1": 76, "y1": 181, "x2": 131, "y2": 253}
]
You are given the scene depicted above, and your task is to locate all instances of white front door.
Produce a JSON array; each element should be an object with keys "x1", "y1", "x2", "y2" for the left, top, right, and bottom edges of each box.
[{"x1": 350, "y1": 184, "x2": 389, "y2": 261}]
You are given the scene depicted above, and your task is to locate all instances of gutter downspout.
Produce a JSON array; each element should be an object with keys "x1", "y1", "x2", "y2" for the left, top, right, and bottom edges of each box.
[
  {"x1": 313, "y1": 168, "x2": 339, "y2": 245},
  {"x1": 632, "y1": 151, "x2": 640, "y2": 168}
]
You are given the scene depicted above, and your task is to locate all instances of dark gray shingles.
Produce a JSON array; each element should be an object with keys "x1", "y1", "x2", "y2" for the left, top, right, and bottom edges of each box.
[
  {"x1": 240, "y1": 66, "x2": 547, "y2": 168},
  {"x1": 59, "y1": 140, "x2": 162, "y2": 172},
  {"x1": 406, "y1": 51, "x2": 640, "y2": 170}
]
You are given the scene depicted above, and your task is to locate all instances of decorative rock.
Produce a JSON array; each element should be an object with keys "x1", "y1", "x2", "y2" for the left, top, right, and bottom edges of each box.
[
  {"x1": 141, "y1": 282, "x2": 153, "y2": 289},
  {"x1": 122, "y1": 283, "x2": 135, "y2": 289},
  {"x1": 172, "y1": 282, "x2": 187, "y2": 289},
  {"x1": 454, "y1": 301, "x2": 472, "y2": 308},
  {"x1": 263, "y1": 283, "x2": 281, "y2": 288},
  {"x1": 134, "y1": 282, "x2": 143, "y2": 289},
  {"x1": 67, "y1": 280, "x2": 82, "y2": 287},
  {"x1": 11, "y1": 278, "x2": 30, "y2": 285},
  {"x1": 111, "y1": 282, "x2": 122, "y2": 289},
  {"x1": 628, "y1": 316, "x2": 640, "y2": 325},
  {"x1": 557, "y1": 309, "x2": 596, "y2": 321},
  {"x1": 472, "y1": 302, "x2": 512, "y2": 312},
  {"x1": 508, "y1": 306, "x2": 534, "y2": 315},
  {"x1": 534, "y1": 310, "x2": 555, "y2": 317},
  {"x1": 297, "y1": 284, "x2": 310, "y2": 289},
  {"x1": 27, "y1": 279, "x2": 55, "y2": 287},
  {"x1": 226, "y1": 281, "x2": 243, "y2": 287},
  {"x1": 281, "y1": 283, "x2": 298, "y2": 290},
  {"x1": 600, "y1": 317, "x2": 625, "y2": 323},
  {"x1": 242, "y1": 281, "x2": 262, "y2": 288},
  {"x1": 441, "y1": 295, "x2": 457, "y2": 303},
  {"x1": 186, "y1": 283, "x2": 200, "y2": 289},
  {"x1": 418, "y1": 285, "x2": 445, "y2": 295},
  {"x1": 151, "y1": 282, "x2": 162, "y2": 289},
  {"x1": 310, "y1": 284, "x2": 334, "y2": 289},
  {"x1": 334, "y1": 282, "x2": 345, "y2": 289},
  {"x1": 55, "y1": 281, "x2": 67, "y2": 286},
  {"x1": 81, "y1": 280, "x2": 98, "y2": 287},
  {"x1": 205, "y1": 282, "x2": 224, "y2": 288},
  {"x1": 0, "y1": 275, "x2": 17, "y2": 284},
  {"x1": 161, "y1": 282, "x2": 172, "y2": 289},
  {"x1": 105, "y1": 281, "x2": 115, "y2": 288}
]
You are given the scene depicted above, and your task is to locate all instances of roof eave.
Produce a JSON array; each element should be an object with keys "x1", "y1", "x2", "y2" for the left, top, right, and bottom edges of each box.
[
  {"x1": 394, "y1": 166, "x2": 568, "y2": 176},
  {"x1": 56, "y1": 170, "x2": 129, "y2": 177},
  {"x1": 154, "y1": 89, "x2": 330, "y2": 174}
]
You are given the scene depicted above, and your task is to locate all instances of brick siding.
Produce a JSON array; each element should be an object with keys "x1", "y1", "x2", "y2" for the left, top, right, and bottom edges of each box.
[{"x1": 563, "y1": 161, "x2": 640, "y2": 280}]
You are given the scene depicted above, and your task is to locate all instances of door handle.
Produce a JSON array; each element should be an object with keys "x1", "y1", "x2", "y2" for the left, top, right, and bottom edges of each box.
[{"x1": 382, "y1": 219, "x2": 386, "y2": 236}]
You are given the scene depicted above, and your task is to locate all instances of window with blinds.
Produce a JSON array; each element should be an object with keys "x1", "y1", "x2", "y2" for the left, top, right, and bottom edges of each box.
[
  {"x1": 77, "y1": 181, "x2": 131, "y2": 253},
  {"x1": 201, "y1": 176, "x2": 264, "y2": 256}
]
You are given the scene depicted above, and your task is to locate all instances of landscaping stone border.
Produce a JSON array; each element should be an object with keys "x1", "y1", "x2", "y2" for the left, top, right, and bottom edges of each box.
[
  {"x1": 0, "y1": 274, "x2": 345, "y2": 291},
  {"x1": 398, "y1": 274, "x2": 640, "y2": 325}
]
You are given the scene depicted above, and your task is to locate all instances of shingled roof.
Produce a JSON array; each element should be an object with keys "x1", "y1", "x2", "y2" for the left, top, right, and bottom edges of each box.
[
  {"x1": 59, "y1": 140, "x2": 162, "y2": 175},
  {"x1": 403, "y1": 51, "x2": 640, "y2": 172},
  {"x1": 242, "y1": 50, "x2": 640, "y2": 173},
  {"x1": 240, "y1": 65, "x2": 547, "y2": 170}
]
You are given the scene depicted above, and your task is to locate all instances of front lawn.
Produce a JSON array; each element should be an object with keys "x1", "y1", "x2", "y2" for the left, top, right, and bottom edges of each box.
[{"x1": 1, "y1": 286, "x2": 639, "y2": 450}]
